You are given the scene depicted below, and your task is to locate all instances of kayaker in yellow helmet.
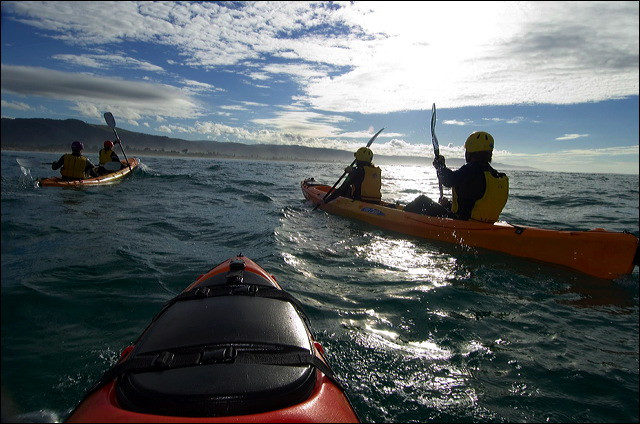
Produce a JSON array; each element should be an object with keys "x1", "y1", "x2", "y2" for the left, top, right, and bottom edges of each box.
[
  {"x1": 404, "y1": 131, "x2": 509, "y2": 223},
  {"x1": 325, "y1": 146, "x2": 382, "y2": 204},
  {"x1": 51, "y1": 141, "x2": 98, "y2": 180},
  {"x1": 96, "y1": 140, "x2": 123, "y2": 175}
]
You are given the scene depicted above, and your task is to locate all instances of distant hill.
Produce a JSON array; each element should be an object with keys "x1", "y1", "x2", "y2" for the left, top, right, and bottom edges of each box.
[
  {"x1": 0, "y1": 117, "x2": 351, "y2": 162},
  {"x1": 1, "y1": 117, "x2": 533, "y2": 170}
]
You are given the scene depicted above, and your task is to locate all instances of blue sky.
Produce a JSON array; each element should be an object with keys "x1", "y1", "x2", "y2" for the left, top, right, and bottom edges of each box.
[{"x1": 1, "y1": 1, "x2": 638, "y2": 174}]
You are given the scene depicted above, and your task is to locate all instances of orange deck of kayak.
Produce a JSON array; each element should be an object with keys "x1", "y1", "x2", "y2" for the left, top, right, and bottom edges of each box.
[{"x1": 301, "y1": 180, "x2": 638, "y2": 280}]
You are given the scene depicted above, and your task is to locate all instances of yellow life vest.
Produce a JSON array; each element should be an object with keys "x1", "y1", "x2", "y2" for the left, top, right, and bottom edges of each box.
[
  {"x1": 356, "y1": 165, "x2": 382, "y2": 202},
  {"x1": 61, "y1": 154, "x2": 88, "y2": 179},
  {"x1": 464, "y1": 171, "x2": 509, "y2": 223},
  {"x1": 99, "y1": 148, "x2": 114, "y2": 165}
]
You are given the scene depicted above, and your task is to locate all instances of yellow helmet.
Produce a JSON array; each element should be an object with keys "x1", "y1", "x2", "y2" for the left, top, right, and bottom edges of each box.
[
  {"x1": 354, "y1": 147, "x2": 373, "y2": 162},
  {"x1": 464, "y1": 131, "x2": 494, "y2": 152}
]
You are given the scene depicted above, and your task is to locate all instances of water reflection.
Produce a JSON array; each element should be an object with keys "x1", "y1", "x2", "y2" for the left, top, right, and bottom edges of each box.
[
  {"x1": 342, "y1": 315, "x2": 487, "y2": 421},
  {"x1": 554, "y1": 274, "x2": 638, "y2": 311},
  {"x1": 381, "y1": 164, "x2": 441, "y2": 204},
  {"x1": 353, "y1": 234, "x2": 460, "y2": 286}
]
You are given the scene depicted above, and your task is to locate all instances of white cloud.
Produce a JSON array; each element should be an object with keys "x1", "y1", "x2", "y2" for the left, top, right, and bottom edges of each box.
[
  {"x1": 241, "y1": 101, "x2": 269, "y2": 107},
  {"x1": 484, "y1": 117, "x2": 529, "y2": 125},
  {"x1": 220, "y1": 105, "x2": 249, "y2": 111},
  {"x1": 1, "y1": 99, "x2": 31, "y2": 111},
  {"x1": 4, "y1": 1, "x2": 637, "y2": 114},
  {"x1": 52, "y1": 54, "x2": 165, "y2": 72},
  {"x1": 443, "y1": 120, "x2": 469, "y2": 126},
  {"x1": 300, "y1": 2, "x2": 639, "y2": 113},
  {"x1": 179, "y1": 78, "x2": 225, "y2": 95},
  {"x1": 502, "y1": 145, "x2": 639, "y2": 174},
  {"x1": 556, "y1": 133, "x2": 589, "y2": 141}
]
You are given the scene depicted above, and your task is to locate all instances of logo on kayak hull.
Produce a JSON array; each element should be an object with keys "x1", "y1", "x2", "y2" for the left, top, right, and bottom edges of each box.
[{"x1": 361, "y1": 207, "x2": 385, "y2": 216}]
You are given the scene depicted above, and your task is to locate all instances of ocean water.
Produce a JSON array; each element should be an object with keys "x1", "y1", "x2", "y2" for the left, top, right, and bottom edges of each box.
[{"x1": 1, "y1": 150, "x2": 638, "y2": 423}]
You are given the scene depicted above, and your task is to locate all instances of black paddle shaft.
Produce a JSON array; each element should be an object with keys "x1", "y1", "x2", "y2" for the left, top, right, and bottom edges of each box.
[
  {"x1": 104, "y1": 112, "x2": 131, "y2": 170},
  {"x1": 431, "y1": 104, "x2": 444, "y2": 202}
]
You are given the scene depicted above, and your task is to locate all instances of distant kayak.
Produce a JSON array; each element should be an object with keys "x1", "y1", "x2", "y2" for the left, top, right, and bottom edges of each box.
[
  {"x1": 301, "y1": 178, "x2": 639, "y2": 280},
  {"x1": 37, "y1": 157, "x2": 139, "y2": 187},
  {"x1": 66, "y1": 255, "x2": 360, "y2": 423}
]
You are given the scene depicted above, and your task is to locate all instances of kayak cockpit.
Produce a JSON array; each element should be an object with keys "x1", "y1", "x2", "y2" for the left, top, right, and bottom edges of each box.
[{"x1": 115, "y1": 260, "x2": 317, "y2": 417}]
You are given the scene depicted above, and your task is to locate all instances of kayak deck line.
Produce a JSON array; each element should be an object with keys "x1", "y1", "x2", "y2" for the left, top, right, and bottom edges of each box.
[{"x1": 301, "y1": 178, "x2": 639, "y2": 280}]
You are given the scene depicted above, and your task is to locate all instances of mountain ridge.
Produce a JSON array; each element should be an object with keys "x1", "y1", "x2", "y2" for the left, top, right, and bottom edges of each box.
[{"x1": 1, "y1": 117, "x2": 534, "y2": 169}]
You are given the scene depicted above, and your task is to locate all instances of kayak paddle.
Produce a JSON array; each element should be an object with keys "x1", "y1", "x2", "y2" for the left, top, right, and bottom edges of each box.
[
  {"x1": 431, "y1": 103, "x2": 444, "y2": 203},
  {"x1": 104, "y1": 112, "x2": 131, "y2": 171},
  {"x1": 103, "y1": 161, "x2": 123, "y2": 172},
  {"x1": 313, "y1": 127, "x2": 385, "y2": 210}
]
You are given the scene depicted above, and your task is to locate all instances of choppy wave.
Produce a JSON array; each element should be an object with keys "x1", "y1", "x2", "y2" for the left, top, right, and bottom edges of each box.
[{"x1": 2, "y1": 152, "x2": 638, "y2": 423}]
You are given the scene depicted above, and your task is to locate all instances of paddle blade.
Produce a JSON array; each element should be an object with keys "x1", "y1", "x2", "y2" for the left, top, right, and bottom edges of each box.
[
  {"x1": 16, "y1": 158, "x2": 49, "y2": 168},
  {"x1": 103, "y1": 161, "x2": 122, "y2": 171},
  {"x1": 430, "y1": 103, "x2": 439, "y2": 156},
  {"x1": 366, "y1": 127, "x2": 385, "y2": 148},
  {"x1": 430, "y1": 103, "x2": 444, "y2": 201},
  {"x1": 104, "y1": 112, "x2": 116, "y2": 128}
]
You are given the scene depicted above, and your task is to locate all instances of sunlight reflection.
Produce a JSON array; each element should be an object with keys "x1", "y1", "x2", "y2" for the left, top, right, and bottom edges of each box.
[
  {"x1": 381, "y1": 164, "x2": 442, "y2": 204},
  {"x1": 281, "y1": 251, "x2": 315, "y2": 279},
  {"x1": 345, "y1": 318, "x2": 452, "y2": 361},
  {"x1": 365, "y1": 323, "x2": 400, "y2": 341},
  {"x1": 462, "y1": 340, "x2": 493, "y2": 357},
  {"x1": 353, "y1": 235, "x2": 458, "y2": 286},
  {"x1": 347, "y1": 318, "x2": 482, "y2": 414}
]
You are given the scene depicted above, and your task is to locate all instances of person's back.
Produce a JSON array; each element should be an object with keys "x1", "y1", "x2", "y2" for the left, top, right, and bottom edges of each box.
[
  {"x1": 97, "y1": 140, "x2": 121, "y2": 175},
  {"x1": 405, "y1": 131, "x2": 508, "y2": 223},
  {"x1": 52, "y1": 141, "x2": 97, "y2": 180},
  {"x1": 99, "y1": 141, "x2": 119, "y2": 165},
  {"x1": 326, "y1": 147, "x2": 382, "y2": 203},
  {"x1": 351, "y1": 161, "x2": 382, "y2": 202},
  {"x1": 468, "y1": 164, "x2": 508, "y2": 222}
]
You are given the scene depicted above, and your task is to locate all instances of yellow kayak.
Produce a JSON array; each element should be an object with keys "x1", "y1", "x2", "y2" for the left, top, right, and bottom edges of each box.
[
  {"x1": 37, "y1": 158, "x2": 140, "y2": 187},
  {"x1": 301, "y1": 178, "x2": 638, "y2": 280}
]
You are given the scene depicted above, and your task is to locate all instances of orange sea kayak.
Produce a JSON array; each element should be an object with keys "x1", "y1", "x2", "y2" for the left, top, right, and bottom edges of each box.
[
  {"x1": 36, "y1": 157, "x2": 140, "y2": 187},
  {"x1": 301, "y1": 178, "x2": 639, "y2": 280},
  {"x1": 66, "y1": 255, "x2": 359, "y2": 423}
]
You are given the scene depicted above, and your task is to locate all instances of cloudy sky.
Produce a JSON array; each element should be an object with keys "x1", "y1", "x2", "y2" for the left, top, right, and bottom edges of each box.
[{"x1": 1, "y1": 1, "x2": 638, "y2": 174}]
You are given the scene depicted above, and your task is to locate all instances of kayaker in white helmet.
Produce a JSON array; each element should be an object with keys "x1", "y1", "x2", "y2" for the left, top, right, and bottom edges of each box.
[
  {"x1": 404, "y1": 131, "x2": 509, "y2": 223},
  {"x1": 325, "y1": 146, "x2": 383, "y2": 204}
]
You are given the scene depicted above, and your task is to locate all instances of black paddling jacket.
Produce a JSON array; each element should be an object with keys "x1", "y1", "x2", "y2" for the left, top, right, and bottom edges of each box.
[{"x1": 437, "y1": 162, "x2": 509, "y2": 223}]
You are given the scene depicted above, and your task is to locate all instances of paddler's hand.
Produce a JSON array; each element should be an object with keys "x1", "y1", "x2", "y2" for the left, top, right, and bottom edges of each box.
[
  {"x1": 344, "y1": 166, "x2": 354, "y2": 174},
  {"x1": 433, "y1": 155, "x2": 446, "y2": 169},
  {"x1": 438, "y1": 197, "x2": 452, "y2": 209}
]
